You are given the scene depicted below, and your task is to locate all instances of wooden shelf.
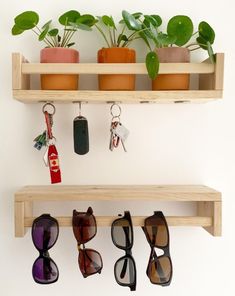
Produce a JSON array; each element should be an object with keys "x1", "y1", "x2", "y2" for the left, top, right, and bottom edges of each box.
[
  {"x1": 12, "y1": 53, "x2": 224, "y2": 104},
  {"x1": 15, "y1": 185, "x2": 222, "y2": 237},
  {"x1": 13, "y1": 90, "x2": 222, "y2": 104}
]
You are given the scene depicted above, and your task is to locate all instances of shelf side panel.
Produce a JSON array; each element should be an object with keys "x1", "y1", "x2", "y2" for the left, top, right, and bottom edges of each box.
[
  {"x1": 12, "y1": 53, "x2": 30, "y2": 90},
  {"x1": 197, "y1": 200, "x2": 222, "y2": 236}
]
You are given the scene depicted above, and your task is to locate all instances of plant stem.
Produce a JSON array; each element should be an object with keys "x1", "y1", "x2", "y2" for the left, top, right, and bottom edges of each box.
[
  {"x1": 35, "y1": 25, "x2": 54, "y2": 47},
  {"x1": 113, "y1": 28, "x2": 117, "y2": 47},
  {"x1": 95, "y1": 24, "x2": 110, "y2": 47},
  {"x1": 32, "y1": 29, "x2": 51, "y2": 47},
  {"x1": 192, "y1": 31, "x2": 199, "y2": 37},
  {"x1": 186, "y1": 42, "x2": 198, "y2": 48},
  {"x1": 189, "y1": 46, "x2": 200, "y2": 51},
  {"x1": 108, "y1": 26, "x2": 114, "y2": 47},
  {"x1": 64, "y1": 30, "x2": 76, "y2": 47}
]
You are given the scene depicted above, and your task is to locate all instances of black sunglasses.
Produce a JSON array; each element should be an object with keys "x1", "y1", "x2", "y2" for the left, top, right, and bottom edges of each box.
[
  {"x1": 31, "y1": 214, "x2": 59, "y2": 284},
  {"x1": 111, "y1": 211, "x2": 137, "y2": 291},
  {"x1": 142, "y1": 211, "x2": 173, "y2": 286}
]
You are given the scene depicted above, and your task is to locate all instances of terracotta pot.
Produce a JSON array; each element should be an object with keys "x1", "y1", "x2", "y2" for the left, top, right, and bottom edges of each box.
[
  {"x1": 40, "y1": 48, "x2": 79, "y2": 90},
  {"x1": 152, "y1": 47, "x2": 190, "y2": 90},
  {"x1": 98, "y1": 47, "x2": 136, "y2": 90}
]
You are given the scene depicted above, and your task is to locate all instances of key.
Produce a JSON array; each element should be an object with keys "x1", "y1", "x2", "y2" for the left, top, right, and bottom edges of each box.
[
  {"x1": 120, "y1": 139, "x2": 127, "y2": 152},
  {"x1": 109, "y1": 122, "x2": 115, "y2": 151},
  {"x1": 112, "y1": 122, "x2": 129, "y2": 142}
]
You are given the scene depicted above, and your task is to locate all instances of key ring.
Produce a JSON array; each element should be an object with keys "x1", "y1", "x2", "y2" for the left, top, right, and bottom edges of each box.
[
  {"x1": 110, "y1": 103, "x2": 121, "y2": 118},
  {"x1": 42, "y1": 103, "x2": 56, "y2": 115}
]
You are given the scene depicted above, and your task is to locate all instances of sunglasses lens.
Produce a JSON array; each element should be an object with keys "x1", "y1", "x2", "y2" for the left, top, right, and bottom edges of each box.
[
  {"x1": 112, "y1": 218, "x2": 132, "y2": 248},
  {"x1": 148, "y1": 256, "x2": 171, "y2": 284},
  {"x1": 145, "y1": 216, "x2": 168, "y2": 247},
  {"x1": 32, "y1": 216, "x2": 59, "y2": 250},
  {"x1": 73, "y1": 214, "x2": 96, "y2": 244},
  {"x1": 115, "y1": 257, "x2": 136, "y2": 286},
  {"x1": 79, "y1": 249, "x2": 102, "y2": 276},
  {"x1": 32, "y1": 257, "x2": 58, "y2": 284}
]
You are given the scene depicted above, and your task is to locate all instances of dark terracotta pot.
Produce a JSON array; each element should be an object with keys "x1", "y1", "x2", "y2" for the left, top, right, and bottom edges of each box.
[
  {"x1": 98, "y1": 47, "x2": 136, "y2": 90},
  {"x1": 40, "y1": 48, "x2": 79, "y2": 90},
  {"x1": 152, "y1": 47, "x2": 190, "y2": 90}
]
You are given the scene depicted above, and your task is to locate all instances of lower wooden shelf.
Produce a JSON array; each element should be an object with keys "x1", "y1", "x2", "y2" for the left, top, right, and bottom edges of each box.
[
  {"x1": 13, "y1": 90, "x2": 222, "y2": 104},
  {"x1": 14, "y1": 185, "x2": 222, "y2": 237}
]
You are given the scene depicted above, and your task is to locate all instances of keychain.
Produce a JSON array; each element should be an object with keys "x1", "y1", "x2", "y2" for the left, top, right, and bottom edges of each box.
[
  {"x1": 73, "y1": 102, "x2": 89, "y2": 155},
  {"x1": 109, "y1": 103, "x2": 129, "y2": 152},
  {"x1": 34, "y1": 103, "x2": 62, "y2": 184}
]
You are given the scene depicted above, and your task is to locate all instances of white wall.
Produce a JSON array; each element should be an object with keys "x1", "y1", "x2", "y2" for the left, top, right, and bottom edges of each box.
[{"x1": 0, "y1": 0, "x2": 234, "y2": 295}]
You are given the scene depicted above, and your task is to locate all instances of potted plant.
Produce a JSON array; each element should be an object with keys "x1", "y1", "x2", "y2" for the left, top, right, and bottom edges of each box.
[
  {"x1": 140, "y1": 14, "x2": 215, "y2": 90},
  {"x1": 94, "y1": 11, "x2": 147, "y2": 91},
  {"x1": 12, "y1": 10, "x2": 96, "y2": 90}
]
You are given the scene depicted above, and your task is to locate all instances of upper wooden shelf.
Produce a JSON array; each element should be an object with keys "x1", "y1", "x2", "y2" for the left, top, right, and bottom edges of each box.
[
  {"x1": 14, "y1": 185, "x2": 222, "y2": 237},
  {"x1": 12, "y1": 53, "x2": 224, "y2": 104}
]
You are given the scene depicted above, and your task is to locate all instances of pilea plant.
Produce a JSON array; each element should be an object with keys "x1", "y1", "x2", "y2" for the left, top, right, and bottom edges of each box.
[
  {"x1": 137, "y1": 14, "x2": 216, "y2": 79},
  {"x1": 94, "y1": 11, "x2": 146, "y2": 48},
  {"x1": 12, "y1": 10, "x2": 96, "y2": 48}
]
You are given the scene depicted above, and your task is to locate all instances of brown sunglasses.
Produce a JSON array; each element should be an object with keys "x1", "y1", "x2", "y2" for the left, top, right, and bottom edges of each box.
[
  {"x1": 72, "y1": 207, "x2": 103, "y2": 278},
  {"x1": 142, "y1": 211, "x2": 173, "y2": 286}
]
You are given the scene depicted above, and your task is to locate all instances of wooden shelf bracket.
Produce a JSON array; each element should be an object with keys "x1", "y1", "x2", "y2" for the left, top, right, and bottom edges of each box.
[{"x1": 14, "y1": 185, "x2": 222, "y2": 237}]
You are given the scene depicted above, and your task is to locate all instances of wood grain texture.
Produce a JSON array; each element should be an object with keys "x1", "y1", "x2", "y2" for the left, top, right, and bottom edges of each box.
[
  {"x1": 15, "y1": 185, "x2": 221, "y2": 202},
  {"x1": 22, "y1": 62, "x2": 215, "y2": 75},
  {"x1": 197, "y1": 201, "x2": 222, "y2": 236},
  {"x1": 13, "y1": 90, "x2": 223, "y2": 104},
  {"x1": 24, "y1": 216, "x2": 212, "y2": 227},
  {"x1": 15, "y1": 202, "x2": 25, "y2": 237},
  {"x1": 12, "y1": 53, "x2": 30, "y2": 90}
]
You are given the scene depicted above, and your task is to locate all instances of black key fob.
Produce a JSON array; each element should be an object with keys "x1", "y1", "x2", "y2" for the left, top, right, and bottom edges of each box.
[{"x1": 73, "y1": 116, "x2": 89, "y2": 155}]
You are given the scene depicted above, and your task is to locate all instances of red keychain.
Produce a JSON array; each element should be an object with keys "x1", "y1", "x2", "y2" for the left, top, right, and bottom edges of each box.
[{"x1": 43, "y1": 104, "x2": 62, "y2": 184}]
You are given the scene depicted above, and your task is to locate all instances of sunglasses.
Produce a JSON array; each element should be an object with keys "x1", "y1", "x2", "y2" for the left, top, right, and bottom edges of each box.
[
  {"x1": 111, "y1": 211, "x2": 137, "y2": 291},
  {"x1": 31, "y1": 214, "x2": 59, "y2": 284},
  {"x1": 142, "y1": 211, "x2": 173, "y2": 286},
  {"x1": 72, "y1": 207, "x2": 103, "y2": 277}
]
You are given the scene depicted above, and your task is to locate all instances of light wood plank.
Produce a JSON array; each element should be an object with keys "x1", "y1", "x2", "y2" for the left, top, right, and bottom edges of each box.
[
  {"x1": 214, "y1": 53, "x2": 224, "y2": 90},
  {"x1": 24, "y1": 216, "x2": 212, "y2": 228},
  {"x1": 22, "y1": 62, "x2": 215, "y2": 75},
  {"x1": 12, "y1": 53, "x2": 30, "y2": 90},
  {"x1": 15, "y1": 185, "x2": 221, "y2": 202},
  {"x1": 15, "y1": 202, "x2": 25, "y2": 237},
  {"x1": 13, "y1": 90, "x2": 223, "y2": 104},
  {"x1": 197, "y1": 201, "x2": 222, "y2": 236}
]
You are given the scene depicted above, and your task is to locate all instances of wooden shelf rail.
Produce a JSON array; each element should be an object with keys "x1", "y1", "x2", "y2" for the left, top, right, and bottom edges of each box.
[
  {"x1": 12, "y1": 53, "x2": 224, "y2": 104},
  {"x1": 15, "y1": 185, "x2": 222, "y2": 237}
]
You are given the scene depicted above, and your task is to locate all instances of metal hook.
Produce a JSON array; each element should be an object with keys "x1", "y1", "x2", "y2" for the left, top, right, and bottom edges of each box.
[{"x1": 79, "y1": 101, "x2": 82, "y2": 116}]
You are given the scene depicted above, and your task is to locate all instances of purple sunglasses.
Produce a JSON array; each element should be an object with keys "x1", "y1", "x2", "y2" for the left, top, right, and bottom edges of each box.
[{"x1": 31, "y1": 214, "x2": 59, "y2": 284}]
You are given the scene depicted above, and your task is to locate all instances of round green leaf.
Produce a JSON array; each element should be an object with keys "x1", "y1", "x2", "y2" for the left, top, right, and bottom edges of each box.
[
  {"x1": 77, "y1": 14, "x2": 97, "y2": 27},
  {"x1": 70, "y1": 21, "x2": 92, "y2": 31},
  {"x1": 14, "y1": 11, "x2": 39, "y2": 30},
  {"x1": 122, "y1": 10, "x2": 142, "y2": 31},
  {"x1": 146, "y1": 51, "x2": 159, "y2": 80},
  {"x1": 199, "y1": 21, "x2": 215, "y2": 44},
  {"x1": 151, "y1": 15, "x2": 162, "y2": 27},
  {"x1": 39, "y1": 26, "x2": 50, "y2": 41},
  {"x1": 196, "y1": 36, "x2": 208, "y2": 50},
  {"x1": 42, "y1": 20, "x2": 52, "y2": 30},
  {"x1": 48, "y1": 28, "x2": 59, "y2": 36},
  {"x1": 132, "y1": 12, "x2": 142, "y2": 19},
  {"x1": 101, "y1": 15, "x2": 116, "y2": 29},
  {"x1": 144, "y1": 15, "x2": 159, "y2": 28},
  {"x1": 167, "y1": 15, "x2": 193, "y2": 46},
  {"x1": 59, "y1": 10, "x2": 80, "y2": 26},
  {"x1": 12, "y1": 24, "x2": 24, "y2": 35}
]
